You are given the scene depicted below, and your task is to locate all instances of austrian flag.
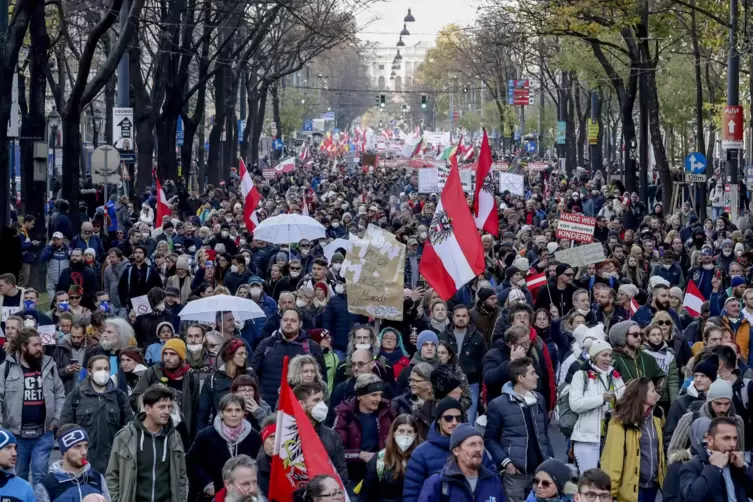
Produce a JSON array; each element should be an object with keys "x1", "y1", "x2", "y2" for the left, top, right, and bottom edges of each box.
[
  {"x1": 472, "y1": 130, "x2": 499, "y2": 236},
  {"x1": 419, "y1": 158, "x2": 485, "y2": 301},
  {"x1": 239, "y1": 158, "x2": 261, "y2": 231},
  {"x1": 683, "y1": 281, "x2": 705, "y2": 318}
]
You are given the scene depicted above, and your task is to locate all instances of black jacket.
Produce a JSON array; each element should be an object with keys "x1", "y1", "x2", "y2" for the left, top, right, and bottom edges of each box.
[
  {"x1": 437, "y1": 324, "x2": 486, "y2": 384},
  {"x1": 56, "y1": 263, "x2": 99, "y2": 309},
  {"x1": 679, "y1": 447, "x2": 753, "y2": 502},
  {"x1": 534, "y1": 280, "x2": 578, "y2": 316},
  {"x1": 117, "y1": 263, "x2": 163, "y2": 310},
  {"x1": 315, "y1": 422, "x2": 350, "y2": 484},
  {"x1": 196, "y1": 367, "x2": 256, "y2": 431},
  {"x1": 250, "y1": 330, "x2": 327, "y2": 409},
  {"x1": 665, "y1": 387, "x2": 705, "y2": 451},
  {"x1": 361, "y1": 451, "x2": 407, "y2": 502}
]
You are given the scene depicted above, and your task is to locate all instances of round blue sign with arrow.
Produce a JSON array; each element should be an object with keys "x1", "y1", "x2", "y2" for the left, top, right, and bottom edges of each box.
[
  {"x1": 525, "y1": 141, "x2": 536, "y2": 153},
  {"x1": 684, "y1": 152, "x2": 706, "y2": 175},
  {"x1": 273, "y1": 138, "x2": 284, "y2": 151}
]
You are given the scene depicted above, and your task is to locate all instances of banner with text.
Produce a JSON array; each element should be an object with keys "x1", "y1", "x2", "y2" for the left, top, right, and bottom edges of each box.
[
  {"x1": 343, "y1": 225, "x2": 406, "y2": 320},
  {"x1": 555, "y1": 243, "x2": 606, "y2": 268},
  {"x1": 556, "y1": 213, "x2": 596, "y2": 243}
]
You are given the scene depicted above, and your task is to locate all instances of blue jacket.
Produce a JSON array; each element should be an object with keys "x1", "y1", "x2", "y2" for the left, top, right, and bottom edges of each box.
[
  {"x1": 650, "y1": 263, "x2": 685, "y2": 288},
  {"x1": 53, "y1": 213, "x2": 73, "y2": 240},
  {"x1": 250, "y1": 292, "x2": 278, "y2": 337},
  {"x1": 404, "y1": 422, "x2": 496, "y2": 502},
  {"x1": 0, "y1": 470, "x2": 34, "y2": 502},
  {"x1": 322, "y1": 293, "x2": 356, "y2": 352},
  {"x1": 20, "y1": 229, "x2": 36, "y2": 264},
  {"x1": 417, "y1": 458, "x2": 505, "y2": 502},
  {"x1": 33, "y1": 461, "x2": 108, "y2": 502},
  {"x1": 106, "y1": 201, "x2": 118, "y2": 232},
  {"x1": 70, "y1": 234, "x2": 105, "y2": 258},
  {"x1": 223, "y1": 268, "x2": 253, "y2": 295},
  {"x1": 688, "y1": 266, "x2": 715, "y2": 303}
]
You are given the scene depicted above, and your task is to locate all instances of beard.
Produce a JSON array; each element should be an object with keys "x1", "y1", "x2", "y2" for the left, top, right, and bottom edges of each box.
[
  {"x1": 655, "y1": 299, "x2": 670, "y2": 311},
  {"x1": 101, "y1": 339, "x2": 114, "y2": 351},
  {"x1": 22, "y1": 349, "x2": 42, "y2": 369},
  {"x1": 225, "y1": 489, "x2": 256, "y2": 502}
]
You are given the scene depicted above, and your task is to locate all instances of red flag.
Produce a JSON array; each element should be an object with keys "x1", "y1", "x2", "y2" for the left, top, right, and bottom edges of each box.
[
  {"x1": 525, "y1": 271, "x2": 547, "y2": 296},
  {"x1": 239, "y1": 158, "x2": 261, "y2": 231},
  {"x1": 154, "y1": 175, "x2": 171, "y2": 227},
  {"x1": 630, "y1": 298, "x2": 639, "y2": 317},
  {"x1": 683, "y1": 280, "x2": 705, "y2": 318},
  {"x1": 269, "y1": 358, "x2": 348, "y2": 502},
  {"x1": 472, "y1": 130, "x2": 499, "y2": 236},
  {"x1": 419, "y1": 156, "x2": 485, "y2": 301}
]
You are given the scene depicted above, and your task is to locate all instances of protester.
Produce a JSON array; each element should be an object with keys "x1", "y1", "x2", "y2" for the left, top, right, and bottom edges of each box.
[
  {"x1": 0, "y1": 428, "x2": 34, "y2": 501},
  {"x1": 197, "y1": 337, "x2": 253, "y2": 430},
  {"x1": 231, "y1": 374, "x2": 273, "y2": 431}
]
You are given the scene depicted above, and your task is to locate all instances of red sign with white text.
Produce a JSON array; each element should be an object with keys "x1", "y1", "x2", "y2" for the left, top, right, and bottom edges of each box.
[
  {"x1": 556, "y1": 213, "x2": 596, "y2": 243},
  {"x1": 722, "y1": 105, "x2": 744, "y2": 150}
]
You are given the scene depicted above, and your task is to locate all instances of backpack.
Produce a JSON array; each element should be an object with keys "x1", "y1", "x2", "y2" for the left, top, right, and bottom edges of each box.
[
  {"x1": 556, "y1": 376, "x2": 585, "y2": 438},
  {"x1": 263, "y1": 338, "x2": 310, "y2": 358}
]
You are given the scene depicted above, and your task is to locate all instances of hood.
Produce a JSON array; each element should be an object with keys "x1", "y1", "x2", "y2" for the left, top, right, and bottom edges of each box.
[
  {"x1": 132, "y1": 363, "x2": 148, "y2": 375},
  {"x1": 132, "y1": 411, "x2": 176, "y2": 440},
  {"x1": 48, "y1": 460, "x2": 93, "y2": 483},
  {"x1": 685, "y1": 382, "x2": 699, "y2": 398},
  {"x1": 155, "y1": 321, "x2": 175, "y2": 339},
  {"x1": 378, "y1": 327, "x2": 409, "y2": 357},
  {"x1": 502, "y1": 381, "x2": 539, "y2": 406},
  {"x1": 213, "y1": 415, "x2": 253, "y2": 445},
  {"x1": 668, "y1": 448, "x2": 693, "y2": 465},
  {"x1": 427, "y1": 421, "x2": 451, "y2": 449}
]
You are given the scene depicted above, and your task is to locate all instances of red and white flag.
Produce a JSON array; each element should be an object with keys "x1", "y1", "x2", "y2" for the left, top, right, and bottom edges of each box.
[
  {"x1": 270, "y1": 358, "x2": 348, "y2": 502},
  {"x1": 683, "y1": 280, "x2": 706, "y2": 318},
  {"x1": 419, "y1": 157, "x2": 485, "y2": 301},
  {"x1": 525, "y1": 271, "x2": 547, "y2": 295},
  {"x1": 629, "y1": 298, "x2": 640, "y2": 317},
  {"x1": 298, "y1": 143, "x2": 309, "y2": 161},
  {"x1": 239, "y1": 158, "x2": 260, "y2": 231},
  {"x1": 154, "y1": 175, "x2": 171, "y2": 227},
  {"x1": 472, "y1": 130, "x2": 499, "y2": 236},
  {"x1": 275, "y1": 157, "x2": 296, "y2": 173}
]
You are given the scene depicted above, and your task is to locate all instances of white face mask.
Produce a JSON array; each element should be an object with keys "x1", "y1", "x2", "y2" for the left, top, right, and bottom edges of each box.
[
  {"x1": 332, "y1": 222, "x2": 340, "y2": 228},
  {"x1": 577, "y1": 308, "x2": 590, "y2": 316},
  {"x1": 301, "y1": 249, "x2": 310, "y2": 257},
  {"x1": 290, "y1": 270, "x2": 301, "y2": 278},
  {"x1": 221, "y1": 231, "x2": 229, "y2": 238},
  {"x1": 250, "y1": 286, "x2": 262, "y2": 298},
  {"x1": 395, "y1": 435, "x2": 415, "y2": 452},
  {"x1": 155, "y1": 302, "x2": 166, "y2": 312},
  {"x1": 419, "y1": 231, "x2": 428, "y2": 240},
  {"x1": 230, "y1": 265, "x2": 239, "y2": 274},
  {"x1": 702, "y1": 262, "x2": 715, "y2": 270},
  {"x1": 332, "y1": 263, "x2": 342, "y2": 272},
  {"x1": 311, "y1": 401, "x2": 328, "y2": 422},
  {"x1": 723, "y1": 249, "x2": 732, "y2": 257},
  {"x1": 23, "y1": 319, "x2": 35, "y2": 328},
  {"x1": 240, "y1": 239, "x2": 247, "y2": 246},
  {"x1": 355, "y1": 343, "x2": 371, "y2": 351},
  {"x1": 296, "y1": 298, "x2": 307, "y2": 308},
  {"x1": 244, "y1": 257, "x2": 251, "y2": 265},
  {"x1": 187, "y1": 343, "x2": 203, "y2": 354},
  {"x1": 335, "y1": 284, "x2": 345, "y2": 294},
  {"x1": 92, "y1": 370, "x2": 110, "y2": 386}
]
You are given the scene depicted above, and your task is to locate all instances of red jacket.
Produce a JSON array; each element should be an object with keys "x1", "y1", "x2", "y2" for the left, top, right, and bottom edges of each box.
[
  {"x1": 391, "y1": 355, "x2": 411, "y2": 381},
  {"x1": 333, "y1": 397, "x2": 396, "y2": 463}
]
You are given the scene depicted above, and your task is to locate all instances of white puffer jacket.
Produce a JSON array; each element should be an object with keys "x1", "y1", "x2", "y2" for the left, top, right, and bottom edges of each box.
[{"x1": 568, "y1": 365, "x2": 626, "y2": 443}]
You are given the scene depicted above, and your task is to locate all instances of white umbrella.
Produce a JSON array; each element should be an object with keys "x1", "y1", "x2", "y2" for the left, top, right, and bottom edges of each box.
[
  {"x1": 178, "y1": 294, "x2": 266, "y2": 323},
  {"x1": 252, "y1": 213, "x2": 326, "y2": 245}
]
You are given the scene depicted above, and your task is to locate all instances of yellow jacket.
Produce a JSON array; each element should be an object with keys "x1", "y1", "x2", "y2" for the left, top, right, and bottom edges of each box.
[
  {"x1": 600, "y1": 415, "x2": 666, "y2": 502},
  {"x1": 723, "y1": 316, "x2": 753, "y2": 362}
]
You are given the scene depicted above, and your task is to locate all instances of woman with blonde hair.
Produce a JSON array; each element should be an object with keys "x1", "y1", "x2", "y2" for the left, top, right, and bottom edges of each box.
[{"x1": 288, "y1": 354, "x2": 328, "y2": 391}]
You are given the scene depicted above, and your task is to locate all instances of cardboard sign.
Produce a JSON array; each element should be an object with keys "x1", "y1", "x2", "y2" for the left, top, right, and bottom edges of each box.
[
  {"x1": 555, "y1": 243, "x2": 606, "y2": 268},
  {"x1": 418, "y1": 168, "x2": 440, "y2": 193},
  {"x1": 37, "y1": 325, "x2": 58, "y2": 346},
  {"x1": 556, "y1": 213, "x2": 596, "y2": 243},
  {"x1": 1, "y1": 306, "x2": 20, "y2": 323},
  {"x1": 499, "y1": 173, "x2": 525, "y2": 196}
]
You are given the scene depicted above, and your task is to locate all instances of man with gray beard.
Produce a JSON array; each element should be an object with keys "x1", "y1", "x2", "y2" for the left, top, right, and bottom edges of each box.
[{"x1": 218, "y1": 455, "x2": 266, "y2": 502}]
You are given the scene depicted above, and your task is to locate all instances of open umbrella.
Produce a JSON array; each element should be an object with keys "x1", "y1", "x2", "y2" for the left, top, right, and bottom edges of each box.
[
  {"x1": 177, "y1": 295, "x2": 266, "y2": 323},
  {"x1": 252, "y1": 213, "x2": 326, "y2": 245}
]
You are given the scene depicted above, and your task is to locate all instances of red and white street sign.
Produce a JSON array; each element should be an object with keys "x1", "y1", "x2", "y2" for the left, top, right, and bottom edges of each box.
[
  {"x1": 722, "y1": 105, "x2": 744, "y2": 150},
  {"x1": 556, "y1": 213, "x2": 596, "y2": 243}
]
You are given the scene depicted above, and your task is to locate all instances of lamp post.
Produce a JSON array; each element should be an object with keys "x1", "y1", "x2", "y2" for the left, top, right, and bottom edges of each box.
[
  {"x1": 92, "y1": 109, "x2": 103, "y2": 148},
  {"x1": 46, "y1": 107, "x2": 61, "y2": 239}
]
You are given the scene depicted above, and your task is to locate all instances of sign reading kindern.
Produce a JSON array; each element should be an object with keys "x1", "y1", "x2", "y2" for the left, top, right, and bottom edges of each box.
[{"x1": 556, "y1": 213, "x2": 596, "y2": 243}]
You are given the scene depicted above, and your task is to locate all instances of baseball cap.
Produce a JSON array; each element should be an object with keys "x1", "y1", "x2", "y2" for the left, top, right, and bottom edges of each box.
[{"x1": 52, "y1": 232, "x2": 64, "y2": 239}]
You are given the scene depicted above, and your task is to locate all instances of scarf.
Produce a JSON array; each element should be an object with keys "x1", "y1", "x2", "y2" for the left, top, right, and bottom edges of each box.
[
  {"x1": 186, "y1": 348, "x2": 207, "y2": 369},
  {"x1": 410, "y1": 351, "x2": 438, "y2": 367},
  {"x1": 429, "y1": 317, "x2": 450, "y2": 333},
  {"x1": 380, "y1": 348, "x2": 404, "y2": 366},
  {"x1": 221, "y1": 422, "x2": 244, "y2": 444},
  {"x1": 163, "y1": 362, "x2": 191, "y2": 380}
]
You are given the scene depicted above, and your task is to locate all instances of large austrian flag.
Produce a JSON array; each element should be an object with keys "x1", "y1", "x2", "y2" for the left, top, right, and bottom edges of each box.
[
  {"x1": 154, "y1": 175, "x2": 171, "y2": 227},
  {"x1": 472, "y1": 130, "x2": 498, "y2": 236},
  {"x1": 270, "y1": 357, "x2": 348, "y2": 502},
  {"x1": 239, "y1": 159, "x2": 260, "y2": 231},
  {"x1": 419, "y1": 160, "x2": 485, "y2": 301}
]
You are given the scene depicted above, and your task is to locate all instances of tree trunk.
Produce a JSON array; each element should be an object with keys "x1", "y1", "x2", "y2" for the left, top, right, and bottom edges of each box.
[
  {"x1": 565, "y1": 72, "x2": 576, "y2": 176},
  {"x1": 271, "y1": 82, "x2": 283, "y2": 148},
  {"x1": 61, "y1": 113, "x2": 82, "y2": 230},
  {"x1": 644, "y1": 61, "x2": 672, "y2": 212}
]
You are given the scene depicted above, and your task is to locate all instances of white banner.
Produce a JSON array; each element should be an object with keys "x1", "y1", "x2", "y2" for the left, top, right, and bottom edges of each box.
[{"x1": 554, "y1": 243, "x2": 606, "y2": 268}]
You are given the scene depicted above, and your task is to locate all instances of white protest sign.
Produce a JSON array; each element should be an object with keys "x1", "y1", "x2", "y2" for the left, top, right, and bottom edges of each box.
[
  {"x1": 113, "y1": 107, "x2": 134, "y2": 150},
  {"x1": 131, "y1": 295, "x2": 153, "y2": 316},
  {"x1": 556, "y1": 213, "x2": 596, "y2": 243},
  {"x1": 437, "y1": 165, "x2": 473, "y2": 192},
  {"x1": 37, "y1": 325, "x2": 57, "y2": 345},
  {"x1": 1, "y1": 306, "x2": 20, "y2": 323},
  {"x1": 555, "y1": 243, "x2": 606, "y2": 268},
  {"x1": 499, "y1": 173, "x2": 525, "y2": 196},
  {"x1": 418, "y1": 168, "x2": 439, "y2": 193}
]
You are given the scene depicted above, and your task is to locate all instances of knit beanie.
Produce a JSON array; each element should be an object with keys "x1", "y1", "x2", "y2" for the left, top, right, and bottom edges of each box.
[
  {"x1": 535, "y1": 458, "x2": 573, "y2": 493},
  {"x1": 449, "y1": 423, "x2": 481, "y2": 451},
  {"x1": 163, "y1": 339, "x2": 187, "y2": 361},
  {"x1": 435, "y1": 397, "x2": 463, "y2": 423},
  {"x1": 731, "y1": 276, "x2": 747, "y2": 288},
  {"x1": 512, "y1": 257, "x2": 530, "y2": 273},
  {"x1": 618, "y1": 284, "x2": 639, "y2": 299},
  {"x1": 0, "y1": 428, "x2": 16, "y2": 450},
  {"x1": 609, "y1": 320, "x2": 638, "y2": 348},
  {"x1": 476, "y1": 288, "x2": 495, "y2": 305},
  {"x1": 588, "y1": 340, "x2": 612, "y2": 359},
  {"x1": 505, "y1": 266, "x2": 521, "y2": 280},
  {"x1": 555, "y1": 263, "x2": 572, "y2": 277},
  {"x1": 331, "y1": 252, "x2": 345, "y2": 264},
  {"x1": 547, "y1": 242, "x2": 559, "y2": 254},
  {"x1": 120, "y1": 348, "x2": 145, "y2": 365},
  {"x1": 416, "y1": 330, "x2": 439, "y2": 351},
  {"x1": 431, "y1": 366, "x2": 461, "y2": 400},
  {"x1": 693, "y1": 358, "x2": 718, "y2": 382},
  {"x1": 176, "y1": 255, "x2": 191, "y2": 271},
  {"x1": 669, "y1": 287, "x2": 683, "y2": 300},
  {"x1": 706, "y1": 379, "x2": 733, "y2": 402},
  {"x1": 572, "y1": 324, "x2": 591, "y2": 348}
]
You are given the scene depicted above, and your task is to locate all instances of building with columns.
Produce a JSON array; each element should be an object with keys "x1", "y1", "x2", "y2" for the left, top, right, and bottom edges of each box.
[{"x1": 363, "y1": 41, "x2": 433, "y2": 96}]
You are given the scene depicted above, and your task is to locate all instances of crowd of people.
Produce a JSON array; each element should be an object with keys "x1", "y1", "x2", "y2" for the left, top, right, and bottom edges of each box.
[{"x1": 1, "y1": 152, "x2": 753, "y2": 502}]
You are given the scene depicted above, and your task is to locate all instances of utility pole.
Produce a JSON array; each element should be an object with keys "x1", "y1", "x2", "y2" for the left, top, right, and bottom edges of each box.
[
  {"x1": 557, "y1": 72, "x2": 568, "y2": 169},
  {"x1": 590, "y1": 91, "x2": 602, "y2": 174},
  {"x1": 727, "y1": 0, "x2": 740, "y2": 220},
  {"x1": 117, "y1": 0, "x2": 130, "y2": 193},
  {"x1": 0, "y1": 0, "x2": 8, "y2": 227},
  {"x1": 538, "y1": 39, "x2": 544, "y2": 157},
  {"x1": 638, "y1": 0, "x2": 650, "y2": 204}
]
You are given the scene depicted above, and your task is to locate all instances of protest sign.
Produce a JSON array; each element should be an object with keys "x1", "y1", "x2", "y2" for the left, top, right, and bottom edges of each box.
[
  {"x1": 499, "y1": 173, "x2": 525, "y2": 195},
  {"x1": 556, "y1": 213, "x2": 596, "y2": 243},
  {"x1": 131, "y1": 295, "x2": 153, "y2": 315},
  {"x1": 437, "y1": 165, "x2": 473, "y2": 192},
  {"x1": 555, "y1": 243, "x2": 606, "y2": 268},
  {"x1": 418, "y1": 168, "x2": 439, "y2": 193},
  {"x1": 37, "y1": 325, "x2": 57, "y2": 345},
  {"x1": 342, "y1": 224, "x2": 405, "y2": 320}
]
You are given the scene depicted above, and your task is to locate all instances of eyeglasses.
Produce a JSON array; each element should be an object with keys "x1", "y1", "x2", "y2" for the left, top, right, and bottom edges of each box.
[
  {"x1": 352, "y1": 361, "x2": 371, "y2": 368},
  {"x1": 533, "y1": 478, "x2": 553, "y2": 488},
  {"x1": 69, "y1": 296, "x2": 81, "y2": 300},
  {"x1": 409, "y1": 378, "x2": 427, "y2": 384},
  {"x1": 579, "y1": 492, "x2": 612, "y2": 502},
  {"x1": 656, "y1": 320, "x2": 672, "y2": 326},
  {"x1": 441, "y1": 414, "x2": 463, "y2": 423}
]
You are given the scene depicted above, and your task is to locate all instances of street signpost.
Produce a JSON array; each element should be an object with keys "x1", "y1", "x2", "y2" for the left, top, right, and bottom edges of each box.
[
  {"x1": 587, "y1": 119, "x2": 599, "y2": 145},
  {"x1": 556, "y1": 121, "x2": 566, "y2": 145},
  {"x1": 722, "y1": 105, "x2": 744, "y2": 150},
  {"x1": 508, "y1": 80, "x2": 531, "y2": 105},
  {"x1": 176, "y1": 116, "x2": 184, "y2": 146},
  {"x1": 556, "y1": 213, "x2": 596, "y2": 243},
  {"x1": 684, "y1": 152, "x2": 707, "y2": 183},
  {"x1": 525, "y1": 141, "x2": 536, "y2": 154},
  {"x1": 91, "y1": 145, "x2": 121, "y2": 203},
  {"x1": 112, "y1": 107, "x2": 134, "y2": 150},
  {"x1": 302, "y1": 120, "x2": 313, "y2": 132}
]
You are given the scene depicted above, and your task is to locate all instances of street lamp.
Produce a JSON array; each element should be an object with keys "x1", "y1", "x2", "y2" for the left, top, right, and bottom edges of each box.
[
  {"x1": 400, "y1": 24, "x2": 410, "y2": 36},
  {"x1": 92, "y1": 109, "x2": 103, "y2": 148},
  {"x1": 404, "y1": 9, "x2": 415, "y2": 22},
  {"x1": 46, "y1": 107, "x2": 62, "y2": 239},
  {"x1": 396, "y1": 36, "x2": 405, "y2": 47},
  {"x1": 394, "y1": 51, "x2": 403, "y2": 62}
]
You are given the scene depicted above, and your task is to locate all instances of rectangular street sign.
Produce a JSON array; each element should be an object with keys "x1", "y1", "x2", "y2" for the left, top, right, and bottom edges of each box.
[{"x1": 722, "y1": 105, "x2": 744, "y2": 150}]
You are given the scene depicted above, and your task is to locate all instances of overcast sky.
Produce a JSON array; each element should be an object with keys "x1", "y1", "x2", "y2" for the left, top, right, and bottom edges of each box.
[{"x1": 356, "y1": 0, "x2": 480, "y2": 46}]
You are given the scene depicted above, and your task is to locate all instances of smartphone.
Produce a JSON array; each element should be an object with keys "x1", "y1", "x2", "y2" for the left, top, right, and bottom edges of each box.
[{"x1": 70, "y1": 359, "x2": 79, "y2": 365}]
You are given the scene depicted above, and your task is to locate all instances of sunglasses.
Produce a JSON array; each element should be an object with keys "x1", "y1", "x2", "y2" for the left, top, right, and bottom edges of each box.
[
  {"x1": 656, "y1": 320, "x2": 672, "y2": 326},
  {"x1": 441, "y1": 414, "x2": 463, "y2": 423},
  {"x1": 289, "y1": 266, "x2": 302, "y2": 271},
  {"x1": 69, "y1": 296, "x2": 81, "y2": 300},
  {"x1": 533, "y1": 478, "x2": 553, "y2": 488},
  {"x1": 563, "y1": 272, "x2": 575, "y2": 277}
]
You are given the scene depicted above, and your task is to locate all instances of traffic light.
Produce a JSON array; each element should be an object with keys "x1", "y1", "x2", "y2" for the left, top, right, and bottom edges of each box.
[
  {"x1": 401, "y1": 104, "x2": 408, "y2": 112},
  {"x1": 375, "y1": 94, "x2": 380, "y2": 107},
  {"x1": 421, "y1": 94, "x2": 427, "y2": 109},
  {"x1": 380, "y1": 94, "x2": 386, "y2": 107}
]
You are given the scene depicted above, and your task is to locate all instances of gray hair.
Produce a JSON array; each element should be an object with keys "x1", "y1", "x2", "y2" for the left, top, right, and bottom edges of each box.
[
  {"x1": 219, "y1": 393, "x2": 245, "y2": 412},
  {"x1": 105, "y1": 318, "x2": 135, "y2": 349},
  {"x1": 221, "y1": 454, "x2": 257, "y2": 484},
  {"x1": 354, "y1": 373, "x2": 381, "y2": 391},
  {"x1": 411, "y1": 362, "x2": 434, "y2": 381}
]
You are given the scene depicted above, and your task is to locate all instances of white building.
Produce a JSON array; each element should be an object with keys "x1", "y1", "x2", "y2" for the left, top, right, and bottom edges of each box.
[{"x1": 363, "y1": 41, "x2": 433, "y2": 97}]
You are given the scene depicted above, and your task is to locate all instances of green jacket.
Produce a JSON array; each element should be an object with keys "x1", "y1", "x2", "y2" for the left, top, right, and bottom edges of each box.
[
  {"x1": 105, "y1": 413, "x2": 188, "y2": 502},
  {"x1": 612, "y1": 348, "x2": 665, "y2": 383},
  {"x1": 323, "y1": 350, "x2": 339, "y2": 394}
]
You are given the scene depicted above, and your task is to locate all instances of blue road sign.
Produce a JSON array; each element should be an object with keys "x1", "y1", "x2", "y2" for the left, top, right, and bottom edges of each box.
[
  {"x1": 272, "y1": 138, "x2": 284, "y2": 151},
  {"x1": 237, "y1": 120, "x2": 246, "y2": 144},
  {"x1": 684, "y1": 152, "x2": 706, "y2": 174},
  {"x1": 303, "y1": 120, "x2": 313, "y2": 131},
  {"x1": 525, "y1": 141, "x2": 536, "y2": 153},
  {"x1": 176, "y1": 116, "x2": 184, "y2": 146}
]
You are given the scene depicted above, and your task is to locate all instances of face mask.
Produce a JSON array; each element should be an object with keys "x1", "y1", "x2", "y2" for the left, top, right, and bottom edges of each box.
[
  {"x1": 728, "y1": 317, "x2": 740, "y2": 323},
  {"x1": 156, "y1": 302, "x2": 166, "y2": 312},
  {"x1": 395, "y1": 435, "x2": 415, "y2": 452},
  {"x1": 187, "y1": 343, "x2": 203, "y2": 354},
  {"x1": 58, "y1": 302, "x2": 70, "y2": 312},
  {"x1": 723, "y1": 249, "x2": 732, "y2": 257},
  {"x1": 301, "y1": 249, "x2": 310, "y2": 257},
  {"x1": 221, "y1": 231, "x2": 229, "y2": 238},
  {"x1": 290, "y1": 270, "x2": 301, "y2": 278},
  {"x1": 335, "y1": 284, "x2": 345, "y2": 294},
  {"x1": 332, "y1": 263, "x2": 342, "y2": 272},
  {"x1": 250, "y1": 286, "x2": 262, "y2": 298},
  {"x1": 703, "y1": 262, "x2": 715, "y2": 270},
  {"x1": 296, "y1": 298, "x2": 307, "y2": 308},
  {"x1": 23, "y1": 299, "x2": 36, "y2": 310},
  {"x1": 419, "y1": 232, "x2": 428, "y2": 240},
  {"x1": 99, "y1": 301, "x2": 111, "y2": 313},
  {"x1": 23, "y1": 319, "x2": 35, "y2": 328},
  {"x1": 92, "y1": 370, "x2": 110, "y2": 386},
  {"x1": 240, "y1": 239, "x2": 247, "y2": 246},
  {"x1": 355, "y1": 343, "x2": 371, "y2": 351},
  {"x1": 577, "y1": 308, "x2": 590, "y2": 316},
  {"x1": 226, "y1": 218, "x2": 234, "y2": 224},
  {"x1": 230, "y1": 265, "x2": 239, "y2": 274},
  {"x1": 737, "y1": 250, "x2": 743, "y2": 257},
  {"x1": 310, "y1": 401, "x2": 328, "y2": 422}
]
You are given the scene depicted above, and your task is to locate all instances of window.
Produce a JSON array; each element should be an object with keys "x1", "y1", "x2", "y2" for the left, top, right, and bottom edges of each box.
[
  {"x1": 378, "y1": 76, "x2": 385, "y2": 90},
  {"x1": 394, "y1": 76, "x2": 402, "y2": 92},
  {"x1": 378, "y1": 64, "x2": 385, "y2": 70}
]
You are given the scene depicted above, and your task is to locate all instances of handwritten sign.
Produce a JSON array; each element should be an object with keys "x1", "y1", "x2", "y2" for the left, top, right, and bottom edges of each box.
[
  {"x1": 131, "y1": 295, "x2": 153, "y2": 316},
  {"x1": 342, "y1": 224, "x2": 405, "y2": 321},
  {"x1": 37, "y1": 325, "x2": 57, "y2": 345},
  {"x1": 418, "y1": 168, "x2": 439, "y2": 193},
  {"x1": 554, "y1": 243, "x2": 606, "y2": 268},
  {"x1": 1, "y1": 306, "x2": 20, "y2": 323}
]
